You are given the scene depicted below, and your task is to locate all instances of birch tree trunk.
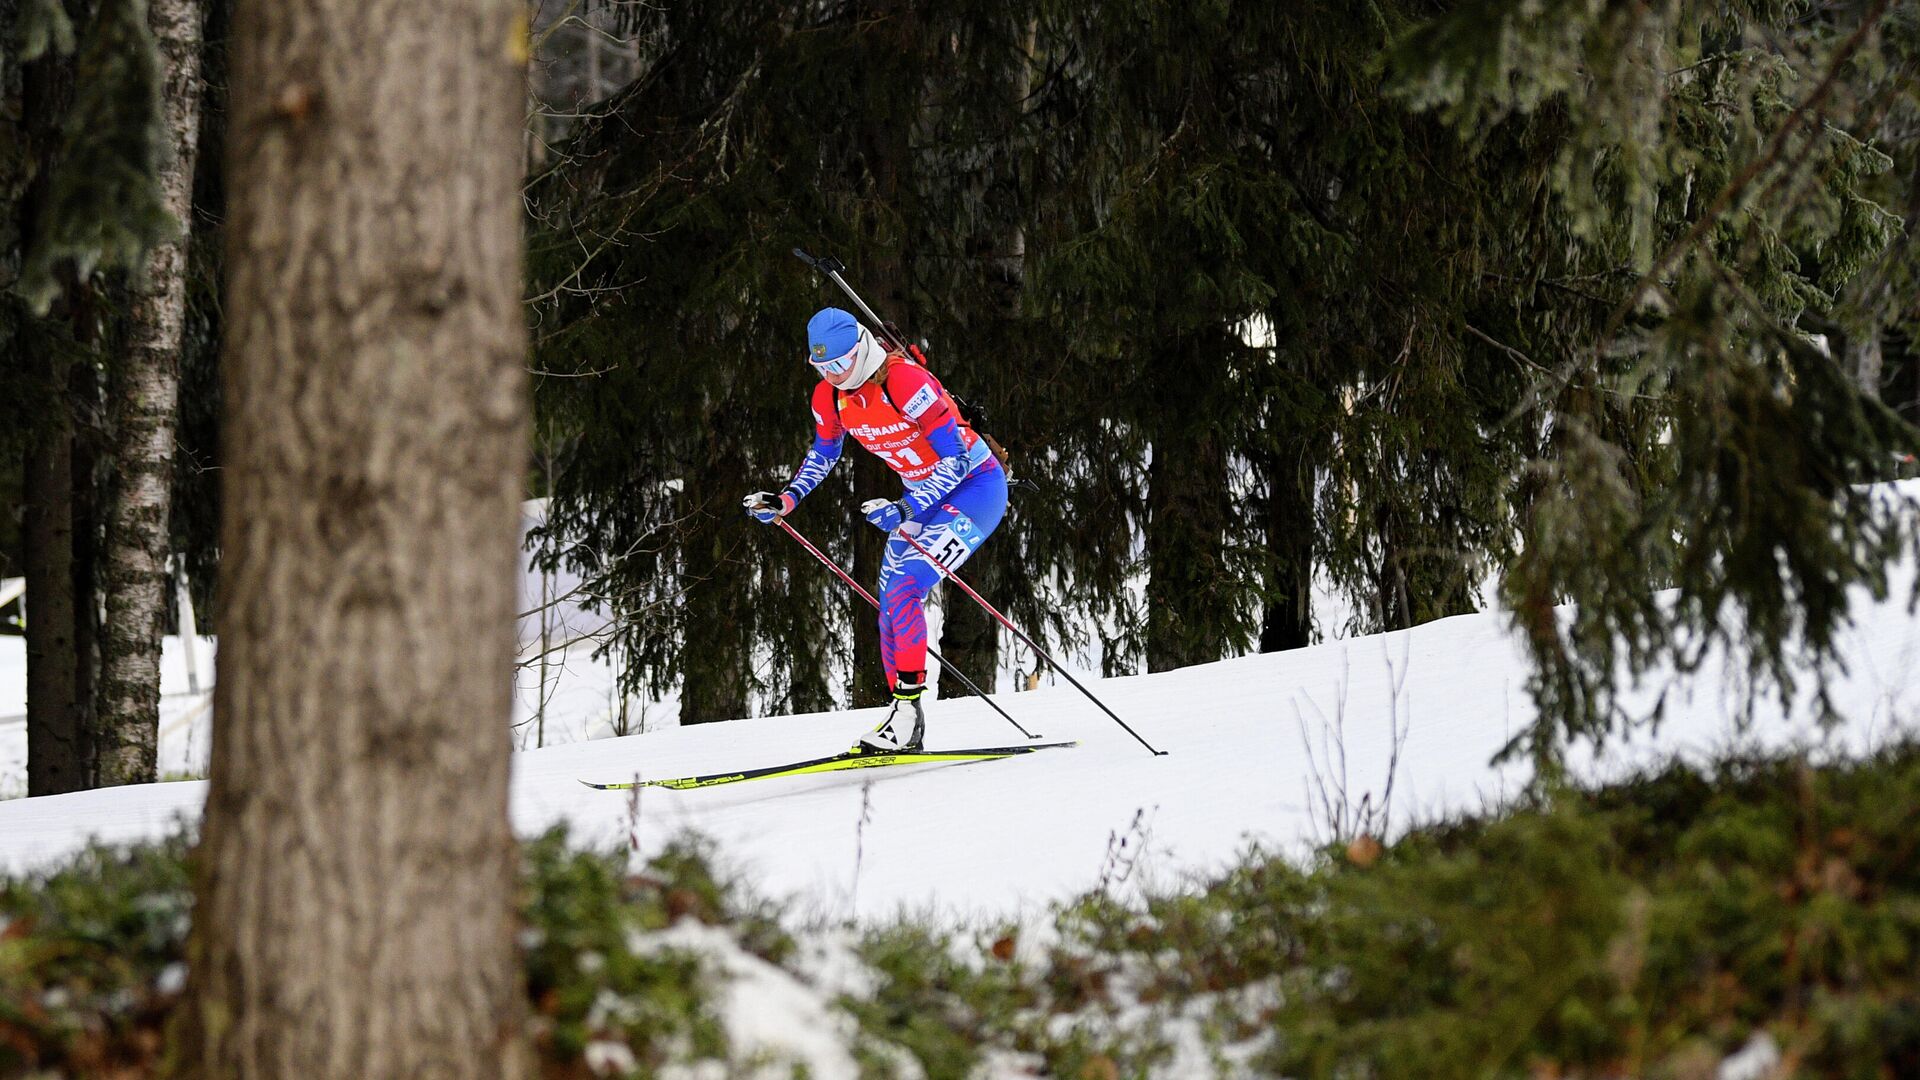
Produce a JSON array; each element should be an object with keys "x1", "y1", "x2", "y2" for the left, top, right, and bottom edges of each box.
[
  {"x1": 167, "y1": 0, "x2": 533, "y2": 1072},
  {"x1": 97, "y1": 0, "x2": 204, "y2": 787}
]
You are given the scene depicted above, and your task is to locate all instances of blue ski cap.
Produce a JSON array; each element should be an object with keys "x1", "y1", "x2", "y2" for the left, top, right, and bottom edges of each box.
[{"x1": 807, "y1": 307, "x2": 862, "y2": 375}]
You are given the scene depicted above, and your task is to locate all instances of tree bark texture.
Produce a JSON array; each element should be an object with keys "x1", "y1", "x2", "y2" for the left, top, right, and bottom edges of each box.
[
  {"x1": 97, "y1": 0, "x2": 205, "y2": 786},
  {"x1": 68, "y1": 359, "x2": 102, "y2": 772},
  {"x1": 16, "y1": 37, "x2": 92, "y2": 796},
  {"x1": 169, "y1": 0, "x2": 533, "y2": 1073},
  {"x1": 933, "y1": 16, "x2": 1030, "y2": 699},
  {"x1": 24, "y1": 402, "x2": 87, "y2": 795},
  {"x1": 848, "y1": 0, "x2": 917, "y2": 709}
]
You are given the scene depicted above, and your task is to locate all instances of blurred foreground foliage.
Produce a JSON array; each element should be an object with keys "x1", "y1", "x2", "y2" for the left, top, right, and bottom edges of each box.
[
  {"x1": 853, "y1": 741, "x2": 1920, "y2": 1078},
  {"x1": 3, "y1": 741, "x2": 1919, "y2": 1076}
]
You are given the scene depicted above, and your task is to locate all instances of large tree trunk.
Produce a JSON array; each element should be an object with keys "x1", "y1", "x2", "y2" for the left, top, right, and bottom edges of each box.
[
  {"x1": 24, "y1": 397, "x2": 87, "y2": 796},
  {"x1": 679, "y1": 533, "x2": 751, "y2": 724},
  {"x1": 680, "y1": 424, "x2": 752, "y2": 725},
  {"x1": 1374, "y1": 503, "x2": 1415, "y2": 631},
  {"x1": 1258, "y1": 440, "x2": 1313, "y2": 653},
  {"x1": 848, "y1": 0, "x2": 917, "y2": 709},
  {"x1": 68, "y1": 360, "x2": 102, "y2": 777},
  {"x1": 934, "y1": 18, "x2": 1032, "y2": 699},
  {"x1": 97, "y1": 0, "x2": 204, "y2": 786},
  {"x1": 16, "y1": 26, "x2": 90, "y2": 796},
  {"x1": 168, "y1": 0, "x2": 533, "y2": 1073},
  {"x1": 1144, "y1": 330, "x2": 1234, "y2": 673}
]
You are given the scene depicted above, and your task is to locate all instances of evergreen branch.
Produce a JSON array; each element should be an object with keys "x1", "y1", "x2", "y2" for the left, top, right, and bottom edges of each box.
[
  {"x1": 1504, "y1": 0, "x2": 1894, "y2": 426},
  {"x1": 530, "y1": 363, "x2": 621, "y2": 378},
  {"x1": 1464, "y1": 322, "x2": 1549, "y2": 376},
  {"x1": 1597, "y1": 0, "x2": 1891, "y2": 359},
  {"x1": 1663, "y1": 52, "x2": 1744, "y2": 79}
]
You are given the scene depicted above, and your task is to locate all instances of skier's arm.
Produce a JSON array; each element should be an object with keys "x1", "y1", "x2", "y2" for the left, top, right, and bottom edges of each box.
[
  {"x1": 783, "y1": 383, "x2": 846, "y2": 507},
  {"x1": 783, "y1": 435, "x2": 843, "y2": 505},
  {"x1": 881, "y1": 365, "x2": 978, "y2": 516},
  {"x1": 899, "y1": 420, "x2": 973, "y2": 516}
]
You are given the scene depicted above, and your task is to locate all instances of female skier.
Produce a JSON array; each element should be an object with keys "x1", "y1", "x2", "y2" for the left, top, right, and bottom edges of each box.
[{"x1": 744, "y1": 307, "x2": 1005, "y2": 752}]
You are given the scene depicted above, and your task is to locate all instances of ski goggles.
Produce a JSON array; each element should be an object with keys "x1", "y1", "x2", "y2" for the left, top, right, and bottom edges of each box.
[
  {"x1": 809, "y1": 340, "x2": 861, "y2": 376},
  {"x1": 810, "y1": 324, "x2": 878, "y2": 377}
]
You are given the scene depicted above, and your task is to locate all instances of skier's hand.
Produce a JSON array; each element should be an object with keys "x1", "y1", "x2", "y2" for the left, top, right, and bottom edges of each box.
[
  {"x1": 744, "y1": 490, "x2": 796, "y2": 524},
  {"x1": 861, "y1": 497, "x2": 911, "y2": 533}
]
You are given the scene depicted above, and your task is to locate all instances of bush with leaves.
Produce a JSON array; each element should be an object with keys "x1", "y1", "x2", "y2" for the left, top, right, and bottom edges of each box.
[{"x1": 0, "y1": 835, "x2": 193, "y2": 1076}]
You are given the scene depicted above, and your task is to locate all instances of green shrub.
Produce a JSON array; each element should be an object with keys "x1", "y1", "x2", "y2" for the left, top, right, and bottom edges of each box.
[
  {"x1": 518, "y1": 828, "x2": 802, "y2": 1073},
  {"x1": 847, "y1": 742, "x2": 1920, "y2": 1078},
  {"x1": 0, "y1": 835, "x2": 195, "y2": 1076},
  {"x1": 0, "y1": 827, "x2": 797, "y2": 1078},
  {"x1": 2, "y1": 743, "x2": 1918, "y2": 1078}
]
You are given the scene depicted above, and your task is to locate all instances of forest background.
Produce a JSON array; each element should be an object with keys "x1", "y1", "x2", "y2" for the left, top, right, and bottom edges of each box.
[
  {"x1": 3, "y1": 1, "x2": 1920, "y2": 1074},
  {"x1": 3, "y1": 0, "x2": 1918, "y2": 799}
]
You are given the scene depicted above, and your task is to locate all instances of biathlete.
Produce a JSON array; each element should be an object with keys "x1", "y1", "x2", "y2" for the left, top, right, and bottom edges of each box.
[{"x1": 744, "y1": 307, "x2": 1006, "y2": 753}]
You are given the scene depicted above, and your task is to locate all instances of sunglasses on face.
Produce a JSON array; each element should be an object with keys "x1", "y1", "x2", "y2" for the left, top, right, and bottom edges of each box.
[{"x1": 811, "y1": 341, "x2": 860, "y2": 376}]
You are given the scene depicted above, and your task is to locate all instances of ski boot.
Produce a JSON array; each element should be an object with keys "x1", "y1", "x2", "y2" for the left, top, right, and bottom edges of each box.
[{"x1": 858, "y1": 671, "x2": 926, "y2": 754}]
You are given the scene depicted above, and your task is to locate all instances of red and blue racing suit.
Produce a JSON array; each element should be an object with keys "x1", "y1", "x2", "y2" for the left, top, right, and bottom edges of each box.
[{"x1": 781, "y1": 354, "x2": 1005, "y2": 686}]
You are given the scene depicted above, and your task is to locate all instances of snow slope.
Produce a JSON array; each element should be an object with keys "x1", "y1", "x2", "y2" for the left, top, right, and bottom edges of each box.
[{"x1": 2, "y1": 486, "x2": 1916, "y2": 923}]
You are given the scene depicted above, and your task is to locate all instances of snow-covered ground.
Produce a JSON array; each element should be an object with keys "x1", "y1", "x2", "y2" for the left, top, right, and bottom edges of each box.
[
  {"x1": 2, "y1": 484, "x2": 1917, "y2": 926},
  {"x1": 0, "y1": 634, "x2": 217, "y2": 800}
]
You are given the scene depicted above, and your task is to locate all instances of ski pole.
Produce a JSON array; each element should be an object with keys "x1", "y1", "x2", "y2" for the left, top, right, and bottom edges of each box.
[
  {"x1": 897, "y1": 531, "x2": 1167, "y2": 756},
  {"x1": 775, "y1": 518, "x2": 1041, "y2": 740}
]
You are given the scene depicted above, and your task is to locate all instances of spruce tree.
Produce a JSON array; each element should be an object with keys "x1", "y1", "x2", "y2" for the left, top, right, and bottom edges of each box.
[
  {"x1": 526, "y1": 0, "x2": 1044, "y2": 719},
  {"x1": 1387, "y1": 0, "x2": 1920, "y2": 762},
  {"x1": 522, "y1": 0, "x2": 1918, "y2": 766}
]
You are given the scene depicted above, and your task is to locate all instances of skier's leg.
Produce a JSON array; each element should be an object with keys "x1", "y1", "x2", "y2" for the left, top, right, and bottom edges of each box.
[
  {"x1": 904, "y1": 465, "x2": 1008, "y2": 576},
  {"x1": 863, "y1": 539, "x2": 934, "y2": 751},
  {"x1": 878, "y1": 465, "x2": 1007, "y2": 678},
  {"x1": 876, "y1": 600, "x2": 899, "y2": 688},
  {"x1": 860, "y1": 468, "x2": 1010, "y2": 752},
  {"x1": 874, "y1": 536, "x2": 914, "y2": 690}
]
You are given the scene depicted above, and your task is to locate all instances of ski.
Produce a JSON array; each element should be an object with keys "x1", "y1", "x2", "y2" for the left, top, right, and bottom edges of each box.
[{"x1": 579, "y1": 740, "x2": 1078, "y2": 791}]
